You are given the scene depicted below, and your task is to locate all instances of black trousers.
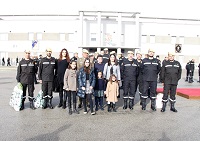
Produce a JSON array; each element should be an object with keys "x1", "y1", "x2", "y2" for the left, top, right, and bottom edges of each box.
[
  {"x1": 186, "y1": 69, "x2": 189, "y2": 77},
  {"x1": 162, "y1": 84, "x2": 177, "y2": 103},
  {"x1": 123, "y1": 79, "x2": 136, "y2": 99},
  {"x1": 42, "y1": 81, "x2": 53, "y2": 99},
  {"x1": 135, "y1": 77, "x2": 143, "y2": 96},
  {"x1": 82, "y1": 94, "x2": 93, "y2": 112},
  {"x1": 22, "y1": 83, "x2": 34, "y2": 101},
  {"x1": 142, "y1": 81, "x2": 157, "y2": 99},
  {"x1": 66, "y1": 91, "x2": 76, "y2": 108},
  {"x1": 59, "y1": 83, "x2": 64, "y2": 101}
]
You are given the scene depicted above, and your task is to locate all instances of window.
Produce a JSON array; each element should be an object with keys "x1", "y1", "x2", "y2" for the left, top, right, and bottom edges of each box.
[
  {"x1": 179, "y1": 36, "x2": 184, "y2": 44},
  {"x1": 28, "y1": 33, "x2": 34, "y2": 40},
  {"x1": 171, "y1": 36, "x2": 176, "y2": 44},
  {"x1": 141, "y1": 35, "x2": 147, "y2": 43},
  {"x1": 37, "y1": 33, "x2": 42, "y2": 40},
  {"x1": 150, "y1": 35, "x2": 155, "y2": 43}
]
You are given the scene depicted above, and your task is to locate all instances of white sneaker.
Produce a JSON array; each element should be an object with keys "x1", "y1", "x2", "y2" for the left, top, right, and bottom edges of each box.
[
  {"x1": 91, "y1": 112, "x2": 96, "y2": 115},
  {"x1": 83, "y1": 111, "x2": 87, "y2": 114}
]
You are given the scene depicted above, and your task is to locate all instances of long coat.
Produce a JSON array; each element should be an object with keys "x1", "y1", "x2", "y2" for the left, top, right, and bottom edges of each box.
[{"x1": 105, "y1": 81, "x2": 119, "y2": 102}]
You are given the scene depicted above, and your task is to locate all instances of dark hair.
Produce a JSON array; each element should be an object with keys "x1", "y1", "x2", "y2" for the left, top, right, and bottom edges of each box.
[
  {"x1": 84, "y1": 58, "x2": 91, "y2": 74},
  {"x1": 58, "y1": 48, "x2": 70, "y2": 62},
  {"x1": 109, "y1": 74, "x2": 117, "y2": 84},
  {"x1": 108, "y1": 54, "x2": 118, "y2": 66},
  {"x1": 97, "y1": 55, "x2": 103, "y2": 58},
  {"x1": 68, "y1": 60, "x2": 77, "y2": 70},
  {"x1": 97, "y1": 71, "x2": 103, "y2": 78}
]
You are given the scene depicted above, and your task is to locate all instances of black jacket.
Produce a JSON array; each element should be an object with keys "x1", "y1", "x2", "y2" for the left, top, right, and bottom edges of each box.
[
  {"x1": 16, "y1": 59, "x2": 37, "y2": 84},
  {"x1": 121, "y1": 58, "x2": 139, "y2": 80},
  {"x1": 141, "y1": 58, "x2": 161, "y2": 81},
  {"x1": 38, "y1": 57, "x2": 57, "y2": 81},
  {"x1": 102, "y1": 54, "x2": 109, "y2": 64},
  {"x1": 161, "y1": 60, "x2": 182, "y2": 85},
  {"x1": 189, "y1": 61, "x2": 195, "y2": 71}
]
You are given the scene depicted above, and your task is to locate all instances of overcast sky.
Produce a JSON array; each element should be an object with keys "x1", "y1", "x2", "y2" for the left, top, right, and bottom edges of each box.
[{"x1": 0, "y1": 0, "x2": 199, "y2": 19}]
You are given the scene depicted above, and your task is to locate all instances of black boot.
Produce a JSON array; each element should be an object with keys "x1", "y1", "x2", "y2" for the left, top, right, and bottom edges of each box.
[
  {"x1": 73, "y1": 103, "x2": 79, "y2": 114},
  {"x1": 57, "y1": 92, "x2": 63, "y2": 108},
  {"x1": 141, "y1": 98, "x2": 146, "y2": 110},
  {"x1": 161, "y1": 102, "x2": 167, "y2": 112},
  {"x1": 123, "y1": 99, "x2": 128, "y2": 109},
  {"x1": 151, "y1": 99, "x2": 156, "y2": 111},
  {"x1": 129, "y1": 99, "x2": 134, "y2": 110},
  {"x1": 42, "y1": 98, "x2": 47, "y2": 109},
  {"x1": 185, "y1": 77, "x2": 188, "y2": 82},
  {"x1": 62, "y1": 92, "x2": 67, "y2": 109},
  {"x1": 170, "y1": 102, "x2": 177, "y2": 112},
  {"x1": 69, "y1": 108, "x2": 72, "y2": 115},
  {"x1": 20, "y1": 100, "x2": 25, "y2": 110},
  {"x1": 113, "y1": 104, "x2": 117, "y2": 112},
  {"x1": 48, "y1": 98, "x2": 54, "y2": 109},
  {"x1": 107, "y1": 104, "x2": 111, "y2": 112},
  {"x1": 30, "y1": 101, "x2": 36, "y2": 110}
]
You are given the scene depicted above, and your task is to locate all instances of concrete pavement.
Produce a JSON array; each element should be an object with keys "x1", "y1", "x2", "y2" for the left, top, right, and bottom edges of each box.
[{"x1": 0, "y1": 67, "x2": 200, "y2": 141}]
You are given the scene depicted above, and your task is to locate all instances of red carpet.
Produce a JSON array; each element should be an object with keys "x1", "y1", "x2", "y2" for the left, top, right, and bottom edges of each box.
[{"x1": 157, "y1": 88, "x2": 200, "y2": 99}]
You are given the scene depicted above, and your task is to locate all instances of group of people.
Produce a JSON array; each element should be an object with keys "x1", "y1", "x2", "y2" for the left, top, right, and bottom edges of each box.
[
  {"x1": 185, "y1": 59, "x2": 200, "y2": 83},
  {"x1": 16, "y1": 47, "x2": 182, "y2": 115},
  {"x1": 1, "y1": 57, "x2": 11, "y2": 66}
]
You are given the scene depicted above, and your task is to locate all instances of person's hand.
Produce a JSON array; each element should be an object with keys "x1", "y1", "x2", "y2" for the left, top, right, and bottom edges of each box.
[
  {"x1": 90, "y1": 86, "x2": 93, "y2": 90},
  {"x1": 82, "y1": 87, "x2": 85, "y2": 90},
  {"x1": 39, "y1": 80, "x2": 42, "y2": 83},
  {"x1": 66, "y1": 88, "x2": 69, "y2": 91}
]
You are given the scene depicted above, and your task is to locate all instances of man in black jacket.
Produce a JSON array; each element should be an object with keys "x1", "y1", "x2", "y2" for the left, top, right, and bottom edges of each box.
[
  {"x1": 16, "y1": 49, "x2": 38, "y2": 110},
  {"x1": 141, "y1": 49, "x2": 161, "y2": 111},
  {"x1": 160, "y1": 52, "x2": 182, "y2": 112},
  {"x1": 38, "y1": 48, "x2": 57, "y2": 109},
  {"x1": 121, "y1": 51, "x2": 139, "y2": 110},
  {"x1": 188, "y1": 59, "x2": 195, "y2": 83}
]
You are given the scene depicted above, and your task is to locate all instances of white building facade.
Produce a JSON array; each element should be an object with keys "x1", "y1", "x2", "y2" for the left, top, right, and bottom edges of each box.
[{"x1": 0, "y1": 11, "x2": 200, "y2": 66}]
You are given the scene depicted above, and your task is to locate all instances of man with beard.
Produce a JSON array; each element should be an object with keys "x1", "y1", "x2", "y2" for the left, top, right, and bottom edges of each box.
[
  {"x1": 121, "y1": 51, "x2": 139, "y2": 110},
  {"x1": 141, "y1": 49, "x2": 161, "y2": 111},
  {"x1": 16, "y1": 49, "x2": 38, "y2": 110},
  {"x1": 38, "y1": 48, "x2": 57, "y2": 109},
  {"x1": 160, "y1": 52, "x2": 182, "y2": 112}
]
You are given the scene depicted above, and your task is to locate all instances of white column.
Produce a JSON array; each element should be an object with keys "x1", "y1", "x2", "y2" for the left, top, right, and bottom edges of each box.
[
  {"x1": 117, "y1": 12, "x2": 122, "y2": 47},
  {"x1": 117, "y1": 48, "x2": 121, "y2": 54},
  {"x1": 78, "y1": 11, "x2": 84, "y2": 54},
  {"x1": 97, "y1": 48, "x2": 101, "y2": 53},
  {"x1": 96, "y1": 12, "x2": 101, "y2": 47},
  {"x1": 135, "y1": 13, "x2": 140, "y2": 50}
]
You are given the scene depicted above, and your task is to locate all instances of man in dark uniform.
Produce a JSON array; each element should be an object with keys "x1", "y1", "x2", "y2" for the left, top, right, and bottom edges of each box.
[
  {"x1": 198, "y1": 63, "x2": 200, "y2": 83},
  {"x1": 121, "y1": 51, "x2": 139, "y2": 110},
  {"x1": 185, "y1": 61, "x2": 190, "y2": 82},
  {"x1": 161, "y1": 52, "x2": 182, "y2": 112},
  {"x1": 102, "y1": 48, "x2": 110, "y2": 64},
  {"x1": 188, "y1": 59, "x2": 195, "y2": 83},
  {"x1": 70, "y1": 52, "x2": 78, "y2": 62},
  {"x1": 141, "y1": 49, "x2": 161, "y2": 111},
  {"x1": 135, "y1": 51, "x2": 143, "y2": 104},
  {"x1": 38, "y1": 48, "x2": 57, "y2": 109},
  {"x1": 16, "y1": 49, "x2": 38, "y2": 110}
]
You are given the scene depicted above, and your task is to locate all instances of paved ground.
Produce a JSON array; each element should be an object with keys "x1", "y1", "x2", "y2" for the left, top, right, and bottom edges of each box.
[{"x1": 0, "y1": 66, "x2": 200, "y2": 141}]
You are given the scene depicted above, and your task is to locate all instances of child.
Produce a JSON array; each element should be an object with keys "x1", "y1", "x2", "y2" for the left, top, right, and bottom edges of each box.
[
  {"x1": 105, "y1": 74, "x2": 119, "y2": 112},
  {"x1": 94, "y1": 71, "x2": 106, "y2": 111},
  {"x1": 63, "y1": 60, "x2": 79, "y2": 115}
]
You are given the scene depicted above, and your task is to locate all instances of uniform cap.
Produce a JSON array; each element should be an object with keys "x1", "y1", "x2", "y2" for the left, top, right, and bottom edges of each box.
[
  {"x1": 136, "y1": 51, "x2": 142, "y2": 55},
  {"x1": 46, "y1": 48, "x2": 52, "y2": 52},
  {"x1": 168, "y1": 52, "x2": 175, "y2": 56},
  {"x1": 127, "y1": 51, "x2": 134, "y2": 54},
  {"x1": 82, "y1": 49, "x2": 89, "y2": 54},
  {"x1": 148, "y1": 48, "x2": 155, "y2": 53},
  {"x1": 104, "y1": 48, "x2": 108, "y2": 51}
]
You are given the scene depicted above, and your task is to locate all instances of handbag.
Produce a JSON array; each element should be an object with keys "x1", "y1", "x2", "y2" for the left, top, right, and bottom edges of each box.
[{"x1": 77, "y1": 89, "x2": 86, "y2": 98}]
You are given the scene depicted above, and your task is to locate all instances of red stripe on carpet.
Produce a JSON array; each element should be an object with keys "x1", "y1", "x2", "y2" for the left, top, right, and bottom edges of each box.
[{"x1": 157, "y1": 88, "x2": 200, "y2": 99}]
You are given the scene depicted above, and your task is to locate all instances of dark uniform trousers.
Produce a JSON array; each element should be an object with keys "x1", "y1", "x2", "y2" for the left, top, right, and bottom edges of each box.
[
  {"x1": 42, "y1": 81, "x2": 53, "y2": 99},
  {"x1": 123, "y1": 79, "x2": 136, "y2": 99},
  {"x1": 162, "y1": 84, "x2": 177, "y2": 103},
  {"x1": 22, "y1": 83, "x2": 34, "y2": 101},
  {"x1": 135, "y1": 75, "x2": 143, "y2": 96},
  {"x1": 142, "y1": 81, "x2": 157, "y2": 100}
]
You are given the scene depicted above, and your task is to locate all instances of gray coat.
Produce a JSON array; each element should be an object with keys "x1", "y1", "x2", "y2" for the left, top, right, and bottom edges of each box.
[{"x1": 103, "y1": 63, "x2": 121, "y2": 81}]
